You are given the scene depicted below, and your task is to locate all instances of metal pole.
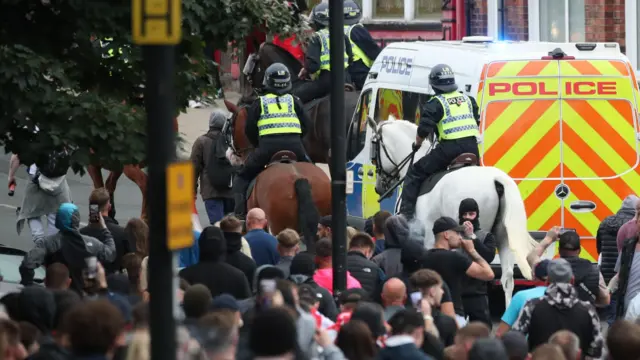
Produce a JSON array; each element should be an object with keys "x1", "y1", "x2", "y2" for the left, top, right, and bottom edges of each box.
[
  {"x1": 144, "y1": 45, "x2": 177, "y2": 360},
  {"x1": 329, "y1": 0, "x2": 347, "y2": 297}
]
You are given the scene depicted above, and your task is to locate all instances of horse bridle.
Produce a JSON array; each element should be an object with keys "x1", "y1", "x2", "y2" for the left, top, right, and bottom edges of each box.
[
  {"x1": 370, "y1": 121, "x2": 416, "y2": 191},
  {"x1": 222, "y1": 108, "x2": 254, "y2": 157}
]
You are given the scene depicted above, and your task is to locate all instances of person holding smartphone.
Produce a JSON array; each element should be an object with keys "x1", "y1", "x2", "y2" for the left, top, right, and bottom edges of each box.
[
  {"x1": 80, "y1": 188, "x2": 129, "y2": 274},
  {"x1": 19, "y1": 202, "x2": 116, "y2": 293}
]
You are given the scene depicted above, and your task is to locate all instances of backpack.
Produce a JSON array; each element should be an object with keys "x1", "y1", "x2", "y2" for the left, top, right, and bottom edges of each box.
[
  {"x1": 206, "y1": 135, "x2": 235, "y2": 191},
  {"x1": 36, "y1": 147, "x2": 71, "y2": 178}
]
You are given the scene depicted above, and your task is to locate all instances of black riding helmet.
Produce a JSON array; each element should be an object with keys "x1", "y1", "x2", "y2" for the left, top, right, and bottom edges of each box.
[
  {"x1": 344, "y1": 0, "x2": 362, "y2": 25},
  {"x1": 311, "y1": 2, "x2": 330, "y2": 28},
  {"x1": 429, "y1": 64, "x2": 458, "y2": 93},
  {"x1": 263, "y1": 63, "x2": 292, "y2": 95}
]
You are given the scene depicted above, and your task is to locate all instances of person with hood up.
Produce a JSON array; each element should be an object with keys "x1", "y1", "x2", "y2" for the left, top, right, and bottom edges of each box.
[
  {"x1": 191, "y1": 109, "x2": 235, "y2": 225},
  {"x1": 457, "y1": 198, "x2": 496, "y2": 328},
  {"x1": 512, "y1": 258, "x2": 604, "y2": 357},
  {"x1": 19, "y1": 202, "x2": 116, "y2": 293},
  {"x1": 179, "y1": 226, "x2": 252, "y2": 300},
  {"x1": 289, "y1": 252, "x2": 338, "y2": 320},
  {"x1": 372, "y1": 215, "x2": 407, "y2": 278},
  {"x1": 219, "y1": 215, "x2": 257, "y2": 288}
]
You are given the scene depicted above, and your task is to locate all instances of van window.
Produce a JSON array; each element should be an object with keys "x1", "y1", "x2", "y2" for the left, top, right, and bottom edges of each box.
[
  {"x1": 347, "y1": 89, "x2": 372, "y2": 161},
  {"x1": 375, "y1": 88, "x2": 429, "y2": 124}
]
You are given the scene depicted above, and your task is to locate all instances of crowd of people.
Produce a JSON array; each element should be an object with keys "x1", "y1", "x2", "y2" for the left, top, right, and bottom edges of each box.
[{"x1": 3, "y1": 176, "x2": 640, "y2": 359}]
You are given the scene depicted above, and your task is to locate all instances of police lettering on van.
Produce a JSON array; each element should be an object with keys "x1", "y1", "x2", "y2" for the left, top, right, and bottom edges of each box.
[
  {"x1": 488, "y1": 81, "x2": 618, "y2": 96},
  {"x1": 380, "y1": 55, "x2": 413, "y2": 76}
]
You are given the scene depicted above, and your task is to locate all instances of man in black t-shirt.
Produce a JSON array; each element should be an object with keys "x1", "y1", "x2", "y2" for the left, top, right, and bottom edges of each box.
[{"x1": 421, "y1": 217, "x2": 495, "y2": 327}]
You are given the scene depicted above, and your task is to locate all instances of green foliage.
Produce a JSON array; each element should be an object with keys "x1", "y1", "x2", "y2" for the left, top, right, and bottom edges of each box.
[{"x1": 0, "y1": 0, "x2": 306, "y2": 171}]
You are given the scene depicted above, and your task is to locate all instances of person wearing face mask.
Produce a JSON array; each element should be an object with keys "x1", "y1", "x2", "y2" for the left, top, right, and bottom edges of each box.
[{"x1": 458, "y1": 198, "x2": 496, "y2": 328}]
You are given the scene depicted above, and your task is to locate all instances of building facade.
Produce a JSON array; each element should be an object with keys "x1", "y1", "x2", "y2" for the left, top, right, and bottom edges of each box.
[{"x1": 310, "y1": 0, "x2": 637, "y2": 71}]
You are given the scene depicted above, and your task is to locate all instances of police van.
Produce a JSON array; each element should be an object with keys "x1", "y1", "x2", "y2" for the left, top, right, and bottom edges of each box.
[{"x1": 346, "y1": 37, "x2": 640, "y2": 280}]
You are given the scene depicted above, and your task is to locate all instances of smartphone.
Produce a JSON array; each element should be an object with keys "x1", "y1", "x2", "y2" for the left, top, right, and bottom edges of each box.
[
  {"x1": 89, "y1": 204, "x2": 100, "y2": 223},
  {"x1": 85, "y1": 256, "x2": 98, "y2": 279},
  {"x1": 410, "y1": 291, "x2": 422, "y2": 310}
]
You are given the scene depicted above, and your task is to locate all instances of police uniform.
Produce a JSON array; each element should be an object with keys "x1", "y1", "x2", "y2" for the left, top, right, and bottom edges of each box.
[
  {"x1": 232, "y1": 90, "x2": 310, "y2": 218},
  {"x1": 399, "y1": 64, "x2": 480, "y2": 219},
  {"x1": 343, "y1": 1, "x2": 381, "y2": 90},
  {"x1": 292, "y1": 3, "x2": 353, "y2": 103}
]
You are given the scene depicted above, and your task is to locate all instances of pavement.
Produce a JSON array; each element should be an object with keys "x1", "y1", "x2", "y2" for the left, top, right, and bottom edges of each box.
[{"x1": 0, "y1": 95, "x2": 245, "y2": 253}]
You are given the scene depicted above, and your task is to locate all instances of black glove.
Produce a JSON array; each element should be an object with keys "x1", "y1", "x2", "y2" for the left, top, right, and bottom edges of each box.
[{"x1": 412, "y1": 142, "x2": 421, "y2": 152}]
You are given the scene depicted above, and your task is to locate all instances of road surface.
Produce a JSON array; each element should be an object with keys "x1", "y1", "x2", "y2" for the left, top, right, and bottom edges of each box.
[{"x1": 0, "y1": 151, "x2": 212, "y2": 253}]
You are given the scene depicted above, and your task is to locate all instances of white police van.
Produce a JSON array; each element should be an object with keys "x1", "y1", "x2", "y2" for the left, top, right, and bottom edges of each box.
[{"x1": 345, "y1": 38, "x2": 635, "y2": 292}]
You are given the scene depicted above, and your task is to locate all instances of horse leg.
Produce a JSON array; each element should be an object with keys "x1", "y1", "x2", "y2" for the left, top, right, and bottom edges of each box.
[
  {"x1": 87, "y1": 164, "x2": 105, "y2": 189},
  {"x1": 123, "y1": 165, "x2": 148, "y2": 221},
  {"x1": 105, "y1": 170, "x2": 123, "y2": 219},
  {"x1": 498, "y1": 243, "x2": 516, "y2": 307}
]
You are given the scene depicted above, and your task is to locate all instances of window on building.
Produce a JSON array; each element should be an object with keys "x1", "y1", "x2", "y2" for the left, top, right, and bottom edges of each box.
[
  {"x1": 373, "y1": 0, "x2": 404, "y2": 18},
  {"x1": 415, "y1": 0, "x2": 441, "y2": 20},
  {"x1": 539, "y1": 0, "x2": 585, "y2": 42}
]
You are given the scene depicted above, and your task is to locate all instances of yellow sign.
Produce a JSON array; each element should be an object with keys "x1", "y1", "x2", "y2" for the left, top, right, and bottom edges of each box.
[
  {"x1": 166, "y1": 161, "x2": 194, "y2": 250},
  {"x1": 132, "y1": 0, "x2": 182, "y2": 45}
]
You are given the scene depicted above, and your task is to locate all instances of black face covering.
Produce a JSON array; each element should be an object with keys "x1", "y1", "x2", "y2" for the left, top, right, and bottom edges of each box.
[{"x1": 459, "y1": 198, "x2": 481, "y2": 230}]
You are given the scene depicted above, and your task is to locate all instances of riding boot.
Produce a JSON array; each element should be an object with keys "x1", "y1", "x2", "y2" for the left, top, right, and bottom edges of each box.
[
  {"x1": 233, "y1": 193, "x2": 247, "y2": 221},
  {"x1": 398, "y1": 172, "x2": 422, "y2": 220}
]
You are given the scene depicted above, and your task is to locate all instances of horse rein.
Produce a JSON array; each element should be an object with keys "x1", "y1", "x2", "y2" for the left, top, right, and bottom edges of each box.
[{"x1": 223, "y1": 107, "x2": 254, "y2": 158}]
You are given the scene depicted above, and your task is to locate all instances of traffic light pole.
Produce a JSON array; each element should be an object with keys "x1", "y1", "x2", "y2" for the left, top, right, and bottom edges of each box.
[
  {"x1": 144, "y1": 45, "x2": 177, "y2": 360},
  {"x1": 329, "y1": 0, "x2": 347, "y2": 297}
]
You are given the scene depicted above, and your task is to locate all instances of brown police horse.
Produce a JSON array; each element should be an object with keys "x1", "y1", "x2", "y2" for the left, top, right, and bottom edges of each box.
[
  {"x1": 86, "y1": 117, "x2": 179, "y2": 221},
  {"x1": 223, "y1": 101, "x2": 330, "y2": 249}
]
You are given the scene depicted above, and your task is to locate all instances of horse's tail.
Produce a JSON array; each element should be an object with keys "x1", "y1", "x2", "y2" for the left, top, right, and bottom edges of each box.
[
  {"x1": 294, "y1": 178, "x2": 320, "y2": 253},
  {"x1": 493, "y1": 172, "x2": 538, "y2": 280}
]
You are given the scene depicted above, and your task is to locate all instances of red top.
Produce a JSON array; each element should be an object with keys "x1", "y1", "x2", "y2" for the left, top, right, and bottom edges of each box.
[{"x1": 273, "y1": 34, "x2": 304, "y2": 63}]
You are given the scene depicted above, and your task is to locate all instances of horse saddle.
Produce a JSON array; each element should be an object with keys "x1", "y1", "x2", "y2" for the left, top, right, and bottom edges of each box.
[
  {"x1": 246, "y1": 151, "x2": 299, "y2": 198},
  {"x1": 418, "y1": 153, "x2": 479, "y2": 197}
]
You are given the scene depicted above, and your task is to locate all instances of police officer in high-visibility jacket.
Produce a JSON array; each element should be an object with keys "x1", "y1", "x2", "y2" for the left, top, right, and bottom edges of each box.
[
  {"x1": 293, "y1": 2, "x2": 353, "y2": 103},
  {"x1": 398, "y1": 64, "x2": 481, "y2": 220},
  {"x1": 343, "y1": 0, "x2": 381, "y2": 90},
  {"x1": 233, "y1": 63, "x2": 310, "y2": 220}
]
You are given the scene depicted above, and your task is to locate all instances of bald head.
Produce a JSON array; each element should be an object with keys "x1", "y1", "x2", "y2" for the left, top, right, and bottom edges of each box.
[
  {"x1": 247, "y1": 208, "x2": 267, "y2": 230},
  {"x1": 381, "y1": 278, "x2": 406, "y2": 307}
]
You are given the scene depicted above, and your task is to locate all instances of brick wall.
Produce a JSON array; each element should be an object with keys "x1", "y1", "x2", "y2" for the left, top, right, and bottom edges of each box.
[
  {"x1": 469, "y1": 0, "x2": 488, "y2": 36},
  {"x1": 585, "y1": 0, "x2": 625, "y2": 52},
  {"x1": 503, "y1": 0, "x2": 528, "y2": 41}
]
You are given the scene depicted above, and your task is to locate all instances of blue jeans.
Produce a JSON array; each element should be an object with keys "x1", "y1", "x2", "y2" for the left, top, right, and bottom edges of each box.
[{"x1": 204, "y1": 198, "x2": 234, "y2": 225}]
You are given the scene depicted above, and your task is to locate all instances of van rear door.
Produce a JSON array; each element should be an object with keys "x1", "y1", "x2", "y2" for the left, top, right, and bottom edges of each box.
[
  {"x1": 478, "y1": 59, "x2": 563, "y2": 242},
  {"x1": 559, "y1": 59, "x2": 640, "y2": 262}
]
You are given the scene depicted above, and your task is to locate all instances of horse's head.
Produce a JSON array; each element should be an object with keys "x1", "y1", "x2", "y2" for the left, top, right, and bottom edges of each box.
[
  {"x1": 223, "y1": 99, "x2": 254, "y2": 165},
  {"x1": 245, "y1": 43, "x2": 302, "y2": 91},
  {"x1": 370, "y1": 117, "x2": 432, "y2": 196}
]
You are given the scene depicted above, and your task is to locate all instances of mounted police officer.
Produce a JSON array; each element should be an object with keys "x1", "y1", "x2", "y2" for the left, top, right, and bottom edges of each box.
[
  {"x1": 233, "y1": 63, "x2": 310, "y2": 220},
  {"x1": 343, "y1": 0, "x2": 381, "y2": 90},
  {"x1": 398, "y1": 64, "x2": 480, "y2": 220},
  {"x1": 293, "y1": 2, "x2": 353, "y2": 103}
]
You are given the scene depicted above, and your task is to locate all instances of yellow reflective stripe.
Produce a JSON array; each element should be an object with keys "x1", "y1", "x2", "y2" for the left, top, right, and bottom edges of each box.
[
  {"x1": 362, "y1": 164, "x2": 380, "y2": 218},
  {"x1": 562, "y1": 103, "x2": 636, "y2": 176},
  {"x1": 588, "y1": 100, "x2": 636, "y2": 147},
  {"x1": 563, "y1": 146, "x2": 634, "y2": 210},
  {"x1": 526, "y1": 192, "x2": 560, "y2": 230},
  {"x1": 486, "y1": 60, "x2": 559, "y2": 78},
  {"x1": 490, "y1": 103, "x2": 558, "y2": 174},
  {"x1": 559, "y1": 60, "x2": 627, "y2": 77},
  {"x1": 482, "y1": 100, "x2": 535, "y2": 153}
]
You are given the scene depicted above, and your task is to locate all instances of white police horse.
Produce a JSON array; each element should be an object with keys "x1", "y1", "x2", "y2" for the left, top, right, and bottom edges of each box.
[{"x1": 369, "y1": 118, "x2": 539, "y2": 305}]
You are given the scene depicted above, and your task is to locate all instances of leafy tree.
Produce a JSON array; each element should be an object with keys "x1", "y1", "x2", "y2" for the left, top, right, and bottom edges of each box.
[{"x1": 0, "y1": 0, "x2": 307, "y2": 172}]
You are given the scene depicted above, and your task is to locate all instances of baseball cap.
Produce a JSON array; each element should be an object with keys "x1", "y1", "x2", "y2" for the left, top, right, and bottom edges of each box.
[
  {"x1": 558, "y1": 231, "x2": 580, "y2": 251},
  {"x1": 547, "y1": 258, "x2": 574, "y2": 283},
  {"x1": 534, "y1": 259, "x2": 550, "y2": 280},
  {"x1": 432, "y1": 216, "x2": 466, "y2": 235}
]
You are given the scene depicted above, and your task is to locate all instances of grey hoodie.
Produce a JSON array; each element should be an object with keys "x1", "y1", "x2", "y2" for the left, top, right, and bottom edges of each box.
[{"x1": 372, "y1": 215, "x2": 408, "y2": 278}]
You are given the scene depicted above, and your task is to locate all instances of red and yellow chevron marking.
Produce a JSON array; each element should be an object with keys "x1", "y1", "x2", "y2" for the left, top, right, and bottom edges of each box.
[{"x1": 478, "y1": 58, "x2": 640, "y2": 262}]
